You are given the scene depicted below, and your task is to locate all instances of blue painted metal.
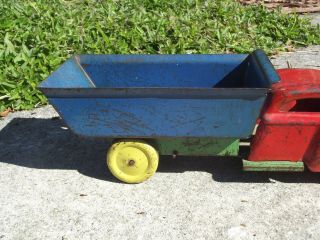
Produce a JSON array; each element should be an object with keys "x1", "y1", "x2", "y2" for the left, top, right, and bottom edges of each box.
[
  {"x1": 48, "y1": 97, "x2": 265, "y2": 138},
  {"x1": 38, "y1": 49, "x2": 279, "y2": 138},
  {"x1": 40, "y1": 57, "x2": 95, "y2": 88}
]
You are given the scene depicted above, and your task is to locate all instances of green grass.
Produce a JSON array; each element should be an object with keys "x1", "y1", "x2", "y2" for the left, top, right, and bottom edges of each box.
[{"x1": 0, "y1": 0, "x2": 319, "y2": 111}]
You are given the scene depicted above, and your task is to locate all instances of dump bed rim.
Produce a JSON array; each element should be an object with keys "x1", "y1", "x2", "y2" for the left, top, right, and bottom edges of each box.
[{"x1": 39, "y1": 87, "x2": 269, "y2": 100}]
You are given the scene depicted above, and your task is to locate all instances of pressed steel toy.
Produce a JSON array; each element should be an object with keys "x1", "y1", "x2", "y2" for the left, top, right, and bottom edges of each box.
[{"x1": 38, "y1": 50, "x2": 320, "y2": 183}]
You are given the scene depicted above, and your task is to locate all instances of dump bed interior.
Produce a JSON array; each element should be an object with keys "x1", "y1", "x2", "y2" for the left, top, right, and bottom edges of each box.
[{"x1": 39, "y1": 50, "x2": 279, "y2": 90}]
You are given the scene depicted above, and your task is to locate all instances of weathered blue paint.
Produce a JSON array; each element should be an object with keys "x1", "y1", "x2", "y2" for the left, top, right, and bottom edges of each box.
[
  {"x1": 39, "y1": 50, "x2": 279, "y2": 139},
  {"x1": 49, "y1": 97, "x2": 265, "y2": 138},
  {"x1": 80, "y1": 54, "x2": 248, "y2": 88},
  {"x1": 40, "y1": 57, "x2": 95, "y2": 88}
]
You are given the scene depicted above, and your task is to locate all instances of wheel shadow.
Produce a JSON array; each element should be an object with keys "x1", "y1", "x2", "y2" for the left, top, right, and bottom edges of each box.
[
  {"x1": 0, "y1": 118, "x2": 319, "y2": 183},
  {"x1": 158, "y1": 155, "x2": 320, "y2": 183}
]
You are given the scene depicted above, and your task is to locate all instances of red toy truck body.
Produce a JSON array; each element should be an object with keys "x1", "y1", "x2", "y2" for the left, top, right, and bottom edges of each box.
[{"x1": 248, "y1": 69, "x2": 320, "y2": 172}]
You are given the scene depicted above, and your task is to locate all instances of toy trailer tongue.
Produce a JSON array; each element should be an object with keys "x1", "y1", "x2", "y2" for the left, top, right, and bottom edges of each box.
[{"x1": 38, "y1": 49, "x2": 280, "y2": 183}]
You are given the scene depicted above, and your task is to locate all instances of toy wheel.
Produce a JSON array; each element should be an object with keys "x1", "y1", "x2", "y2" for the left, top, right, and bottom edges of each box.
[{"x1": 107, "y1": 140, "x2": 159, "y2": 183}]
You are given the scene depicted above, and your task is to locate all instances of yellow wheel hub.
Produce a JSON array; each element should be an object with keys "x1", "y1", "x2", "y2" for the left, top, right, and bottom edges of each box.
[{"x1": 107, "y1": 140, "x2": 159, "y2": 183}]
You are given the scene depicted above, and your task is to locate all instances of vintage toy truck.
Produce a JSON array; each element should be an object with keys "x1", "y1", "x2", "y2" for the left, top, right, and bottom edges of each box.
[{"x1": 38, "y1": 50, "x2": 320, "y2": 183}]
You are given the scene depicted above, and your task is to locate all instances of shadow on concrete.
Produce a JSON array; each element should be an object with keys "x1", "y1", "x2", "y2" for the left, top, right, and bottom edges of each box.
[{"x1": 0, "y1": 118, "x2": 319, "y2": 184}]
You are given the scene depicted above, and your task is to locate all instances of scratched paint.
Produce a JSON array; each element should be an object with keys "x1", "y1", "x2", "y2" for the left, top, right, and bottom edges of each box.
[
  {"x1": 155, "y1": 138, "x2": 239, "y2": 156},
  {"x1": 50, "y1": 97, "x2": 266, "y2": 138},
  {"x1": 243, "y1": 160, "x2": 304, "y2": 172},
  {"x1": 39, "y1": 50, "x2": 278, "y2": 139},
  {"x1": 249, "y1": 69, "x2": 320, "y2": 172}
]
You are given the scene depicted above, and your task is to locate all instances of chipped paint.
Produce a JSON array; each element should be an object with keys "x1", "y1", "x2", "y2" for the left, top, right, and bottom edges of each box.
[
  {"x1": 155, "y1": 138, "x2": 239, "y2": 156},
  {"x1": 249, "y1": 69, "x2": 320, "y2": 172}
]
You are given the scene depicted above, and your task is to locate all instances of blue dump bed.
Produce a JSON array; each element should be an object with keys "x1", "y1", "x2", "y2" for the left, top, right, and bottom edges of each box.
[{"x1": 38, "y1": 50, "x2": 279, "y2": 138}]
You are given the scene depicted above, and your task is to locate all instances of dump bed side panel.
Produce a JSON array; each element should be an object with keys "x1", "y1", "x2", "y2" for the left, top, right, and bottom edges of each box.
[{"x1": 50, "y1": 97, "x2": 265, "y2": 138}]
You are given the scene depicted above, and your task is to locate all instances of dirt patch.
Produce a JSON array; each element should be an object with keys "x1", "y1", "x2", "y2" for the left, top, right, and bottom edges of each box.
[{"x1": 238, "y1": 0, "x2": 320, "y2": 13}]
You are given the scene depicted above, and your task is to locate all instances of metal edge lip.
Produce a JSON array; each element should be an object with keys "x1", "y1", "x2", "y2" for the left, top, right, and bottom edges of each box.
[
  {"x1": 251, "y1": 49, "x2": 280, "y2": 85},
  {"x1": 77, "y1": 53, "x2": 249, "y2": 63},
  {"x1": 39, "y1": 87, "x2": 269, "y2": 99},
  {"x1": 74, "y1": 56, "x2": 96, "y2": 87}
]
